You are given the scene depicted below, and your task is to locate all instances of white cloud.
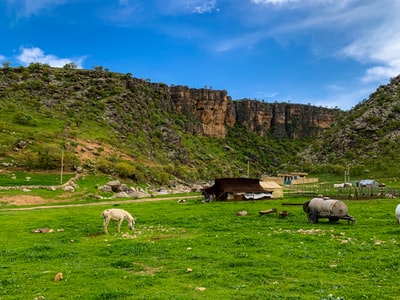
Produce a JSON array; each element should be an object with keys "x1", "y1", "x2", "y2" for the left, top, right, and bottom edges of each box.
[
  {"x1": 192, "y1": 0, "x2": 218, "y2": 14},
  {"x1": 314, "y1": 85, "x2": 376, "y2": 110},
  {"x1": 251, "y1": 0, "x2": 298, "y2": 4},
  {"x1": 337, "y1": 2, "x2": 400, "y2": 83},
  {"x1": 213, "y1": 1, "x2": 358, "y2": 52},
  {"x1": 153, "y1": 0, "x2": 219, "y2": 15},
  {"x1": 252, "y1": 91, "x2": 279, "y2": 99},
  {"x1": 6, "y1": 0, "x2": 66, "y2": 19},
  {"x1": 361, "y1": 65, "x2": 400, "y2": 83},
  {"x1": 249, "y1": 0, "x2": 346, "y2": 7},
  {"x1": 244, "y1": 0, "x2": 400, "y2": 85},
  {"x1": 16, "y1": 47, "x2": 85, "y2": 68}
]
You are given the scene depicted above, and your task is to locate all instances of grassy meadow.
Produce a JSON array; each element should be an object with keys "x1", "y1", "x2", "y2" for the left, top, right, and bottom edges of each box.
[{"x1": 0, "y1": 195, "x2": 400, "y2": 299}]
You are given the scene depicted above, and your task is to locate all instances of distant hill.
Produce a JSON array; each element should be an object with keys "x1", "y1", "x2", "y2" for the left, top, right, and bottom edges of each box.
[
  {"x1": 300, "y1": 75, "x2": 400, "y2": 178},
  {"x1": 0, "y1": 63, "x2": 347, "y2": 184}
]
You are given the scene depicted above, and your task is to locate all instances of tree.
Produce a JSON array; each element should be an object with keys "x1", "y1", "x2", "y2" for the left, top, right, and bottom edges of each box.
[
  {"x1": 2, "y1": 61, "x2": 10, "y2": 69},
  {"x1": 63, "y1": 62, "x2": 77, "y2": 69},
  {"x1": 93, "y1": 66, "x2": 104, "y2": 72}
]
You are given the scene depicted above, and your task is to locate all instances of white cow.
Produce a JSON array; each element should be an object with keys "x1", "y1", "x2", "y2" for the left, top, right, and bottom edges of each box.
[
  {"x1": 102, "y1": 208, "x2": 135, "y2": 234},
  {"x1": 395, "y1": 204, "x2": 400, "y2": 224}
]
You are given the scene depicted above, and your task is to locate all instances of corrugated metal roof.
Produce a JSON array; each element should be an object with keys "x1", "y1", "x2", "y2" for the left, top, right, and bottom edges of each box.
[{"x1": 207, "y1": 178, "x2": 266, "y2": 194}]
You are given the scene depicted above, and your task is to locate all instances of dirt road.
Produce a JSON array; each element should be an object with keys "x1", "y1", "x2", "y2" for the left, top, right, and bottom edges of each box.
[{"x1": 0, "y1": 195, "x2": 201, "y2": 211}]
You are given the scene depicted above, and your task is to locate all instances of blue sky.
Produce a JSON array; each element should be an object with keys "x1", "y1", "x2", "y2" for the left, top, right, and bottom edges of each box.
[{"x1": 1, "y1": 0, "x2": 400, "y2": 110}]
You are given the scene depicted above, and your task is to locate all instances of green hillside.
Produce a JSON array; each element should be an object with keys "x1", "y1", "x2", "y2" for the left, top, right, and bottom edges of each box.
[
  {"x1": 3, "y1": 62, "x2": 399, "y2": 185},
  {"x1": 0, "y1": 63, "x2": 311, "y2": 185}
]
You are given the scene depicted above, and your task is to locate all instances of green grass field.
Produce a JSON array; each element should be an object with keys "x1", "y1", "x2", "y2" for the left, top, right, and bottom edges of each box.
[
  {"x1": 0, "y1": 196, "x2": 399, "y2": 299},
  {"x1": 0, "y1": 172, "x2": 76, "y2": 187}
]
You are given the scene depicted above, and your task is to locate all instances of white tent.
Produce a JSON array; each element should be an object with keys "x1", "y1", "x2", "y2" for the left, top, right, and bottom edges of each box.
[{"x1": 260, "y1": 181, "x2": 283, "y2": 198}]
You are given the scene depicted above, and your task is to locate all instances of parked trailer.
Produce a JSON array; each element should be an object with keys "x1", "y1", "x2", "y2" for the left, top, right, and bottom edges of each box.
[{"x1": 303, "y1": 197, "x2": 356, "y2": 224}]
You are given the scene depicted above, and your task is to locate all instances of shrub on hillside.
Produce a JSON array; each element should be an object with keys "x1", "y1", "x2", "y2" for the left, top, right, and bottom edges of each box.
[
  {"x1": 13, "y1": 112, "x2": 37, "y2": 126},
  {"x1": 114, "y1": 161, "x2": 136, "y2": 179},
  {"x1": 17, "y1": 150, "x2": 40, "y2": 169}
]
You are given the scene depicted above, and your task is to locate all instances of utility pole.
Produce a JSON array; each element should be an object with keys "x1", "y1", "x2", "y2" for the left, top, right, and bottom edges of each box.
[
  {"x1": 60, "y1": 149, "x2": 64, "y2": 185},
  {"x1": 344, "y1": 166, "x2": 350, "y2": 183}
]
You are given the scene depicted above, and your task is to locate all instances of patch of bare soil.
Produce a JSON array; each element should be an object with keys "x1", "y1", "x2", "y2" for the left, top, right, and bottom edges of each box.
[
  {"x1": 75, "y1": 139, "x2": 135, "y2": 163},
  {"x1": 1, "y1": 195, "x2": 48, "y2": 206}
]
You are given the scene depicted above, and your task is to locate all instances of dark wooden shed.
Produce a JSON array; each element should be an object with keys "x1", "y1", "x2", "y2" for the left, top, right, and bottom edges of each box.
[{"x1": 203, "y1": 178, "x2": 271, "y2": 201}]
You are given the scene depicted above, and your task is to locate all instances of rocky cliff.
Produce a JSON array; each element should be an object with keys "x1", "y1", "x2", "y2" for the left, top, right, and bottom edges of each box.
[
  {"x1": 170, "y1": 86, "x2": 236, "y2": 138},
  {"x1": 234, "y1": 100, "x2": 340, "y2": 138},
  {"x1": 170, "y1": 86, "x2": 341, "y2": 139}
]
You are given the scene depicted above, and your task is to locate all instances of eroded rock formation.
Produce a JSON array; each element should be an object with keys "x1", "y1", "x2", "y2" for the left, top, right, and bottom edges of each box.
[{"x1": 170, "y1": 86, "x2": 341, "y2": 139}]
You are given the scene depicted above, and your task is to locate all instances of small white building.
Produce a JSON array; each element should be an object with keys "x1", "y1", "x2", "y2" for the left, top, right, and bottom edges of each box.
[{"x1": 260, "y1": 181, "x2": 283, "y2": 198}]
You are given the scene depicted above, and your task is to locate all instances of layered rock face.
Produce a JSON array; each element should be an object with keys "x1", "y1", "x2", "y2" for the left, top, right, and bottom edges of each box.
[
  {"x1": 171, "y1": 86, "x2": 236, "y2": 138},
  {"x1": 235, "y1": 100, "x2": 340, "y2": 138},
  {"x1": 170, "y1": 86, "x2": 341, "y2": 139}
]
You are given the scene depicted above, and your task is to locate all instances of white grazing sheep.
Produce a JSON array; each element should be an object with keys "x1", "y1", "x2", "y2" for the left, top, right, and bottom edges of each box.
[
  {"x1": 396, "y1": 204, "x2": 400, "y2": 224},
  {"x1": 102, "y1": 208, "x2": 135, "y2": 234}
]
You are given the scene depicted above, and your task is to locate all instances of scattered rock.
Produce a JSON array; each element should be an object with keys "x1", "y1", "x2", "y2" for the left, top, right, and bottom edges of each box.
[
  {"x1": 63, "y1": 185, "x2": 75, "y2": 192},
  {"x1": 279, "y1": 211, "x2": 289, "y2": 218},
  {"x1": 54, "y1": 272, "x2": 63, "y2": 282},
  {"x1": 32, "y1": 228, "x2": 54, "y2": 233},
  {"x1": 111, "y1": 192, "x2": 129, "y2": 198},
  {"x1": 236, "y1": 211, "x2": 248, "y2": 216}
]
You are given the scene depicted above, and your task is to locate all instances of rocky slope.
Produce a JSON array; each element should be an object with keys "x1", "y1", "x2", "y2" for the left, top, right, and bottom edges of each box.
[{"x1": 301, "y1": 74, "x2": 400, "y2": 174}]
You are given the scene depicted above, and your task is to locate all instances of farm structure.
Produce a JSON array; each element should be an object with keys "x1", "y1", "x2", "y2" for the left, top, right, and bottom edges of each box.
[
  {"x1": 203, "y1": 178, "x2": 275, "y2": 201},
  {"x1": 262, "y1": 173, "x2": 318, "y2": 185},
  {"x1": 259, "y1": 181, "x2": 283, "y2": 198}
]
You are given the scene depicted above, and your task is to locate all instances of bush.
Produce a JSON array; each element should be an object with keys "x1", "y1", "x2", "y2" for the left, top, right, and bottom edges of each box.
[
  {"x1": 148, "y1": 167, "x2": 171, "y2": 185},
  {"x1": 17, "y1": 150, "x2": 39, "y2": 169},
  {"x1": 114, "y1": 161, "x2": 136, "y2": 179},
  {"x1": 13, "y1": 112, "x2": 37, "y2": 126},
  {"x1": 37, "y1": 146, "x2": 60, "y2": 169},
  {"x1": 96, "y1": 158, "x2": 115, "y2": 175}
]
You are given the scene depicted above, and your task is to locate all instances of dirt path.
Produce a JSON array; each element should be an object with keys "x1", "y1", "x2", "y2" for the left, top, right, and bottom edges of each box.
[{"x1": 1, "y1": 195, "x2": 201, "y2": 211}]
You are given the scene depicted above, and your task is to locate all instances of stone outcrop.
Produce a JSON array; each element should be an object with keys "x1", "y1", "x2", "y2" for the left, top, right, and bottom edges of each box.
[
  {"x1": 170, "y1": 86, "x2": 236, "y2": 138},
  {"x1": 234, "y1": 100, "x2": 340, "y2": 138},
  {"x1": 169, "y1": 86, "x2": 341, "y2": 139}
]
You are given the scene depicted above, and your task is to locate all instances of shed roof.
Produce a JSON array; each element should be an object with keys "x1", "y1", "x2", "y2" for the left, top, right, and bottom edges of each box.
[
  {"x1": 260, "y1": 181, "x2": 282, "y2": 189},
  {"x1": 204, "y1": 178, "x2": 266, "y2": 194}
]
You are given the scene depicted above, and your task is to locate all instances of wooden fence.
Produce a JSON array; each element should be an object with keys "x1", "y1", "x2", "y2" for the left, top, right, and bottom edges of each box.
[{"x1": 285, "y1": 185, "x2": 399, "y2": 200}]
